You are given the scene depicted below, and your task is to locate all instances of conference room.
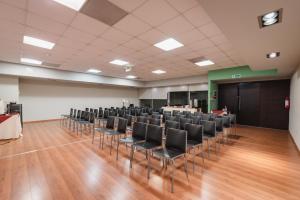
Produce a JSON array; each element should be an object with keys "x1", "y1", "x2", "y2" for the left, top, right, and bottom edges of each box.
[{"x1": 0, "y1": 0, "x2": 300, "y2": 199}]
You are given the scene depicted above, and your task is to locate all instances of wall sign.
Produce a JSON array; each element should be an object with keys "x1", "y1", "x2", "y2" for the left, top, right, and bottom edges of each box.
[{"x1": 232, "y1": 74, "x2": 242, "y2": 79}]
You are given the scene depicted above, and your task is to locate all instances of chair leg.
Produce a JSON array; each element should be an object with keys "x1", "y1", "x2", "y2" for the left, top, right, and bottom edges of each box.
[
  {"x1": 171, "y1": 159, "x2": 175, "y2": 193},
  {"x1": 184, "y1": 154, "x2": 189, "y2": 181},
  {"x1": 201, "y1": 145, "x2": 205, "y2": 169},
  {"x1": 130, "y1": 144, "x2": 134, "y2": 169},
  {"x1": 215, "y1": 138, "x2": 217, "y2": 155},
  {"x1": 98, "y1": 132, "x2": 102, "y2": 148},
  {"x1": 116, "y1": 135, "x2": 120, "y2": 160},
  {"x1": 207, "y1": 140, "x2": 210, "y2": 159},
  {"x1": 110, "y1": 136, "x2": 113, "y2": 155},
  {"x1": 92, "y1": 128, "x2": 95, "y2": 144},
  {"x1": 147, "y1": 150, "x2": 151, "y2": 179},
  {"x1": 193, "y1": 147, "x2": 196, "y2": 173}
]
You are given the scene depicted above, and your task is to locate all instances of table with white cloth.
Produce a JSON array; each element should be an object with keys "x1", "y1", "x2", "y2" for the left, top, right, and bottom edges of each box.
[
  {"x1": 0, "y1": 114, "x2": 22, "y2": 140},
  {"x1": 162, "y1": 107, "x2": 198, "y2": 114}
]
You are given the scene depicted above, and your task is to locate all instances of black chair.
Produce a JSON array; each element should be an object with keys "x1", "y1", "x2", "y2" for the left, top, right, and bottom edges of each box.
[
  {"x1": 94, "y1": 116, "x2": 115, "y2": 145},
  {"x1": 185, "y1": 123, "x2": 204, "y2": 172},
  {"x1": 69, "y1": 109, "x2": 77, "y2": 130},
  {"x1": 215, "y1": 117, "x2": 224, "y2": 149},
  {"x1": 125, "y1": 114, "x2": 133, "y2": 128},
  {"x1": 201, "y1": 120, "x2": 217, "y2": 158},
  {"x1": 175, "y1": 114, "x2": 185, "y2": 122},
  {"x1": 137, "y1": 116, "x2": 148, "y2": 123},
  {"x1": 153, "y1": 128, "x2": 189, "y2": 193},
  {"x1": 132, "y1": 124, "x2": 163, "y2": 175},
  {"x1": 193, "y1": 112, "x2": 201, "y2": 116},
  {"x1": 141, "y1": 113, "x2": 148, "y2": 117},
  {"x1": 179, "y1": 117, "x2": 192, "y2": 130},
  {"x1": 78, "y1": 112, "x2": 95, "y2": 136},
  {"x1": 191, "y1": 116, "x2": 201, "y2": 125},
  {"x1": 149, "y1": 118, "x2": 161, "y2": 126},
  {"x1": 165, "y1": 120, "x2": 180, "y2": 133},
  {"x1": 202, "y1": 114, "x2": 211, "y2": 121},
  {"x1": 229, "y1": 114, "x2": 237, "y2": 135},
  {"x1": 61, "y1": 108, "x2": 73, "y2": 127},
  {"x1": 222, "y1": 116, "x2": 231, "y2": 142},
  {"x1": 166, "y1": 115, "x2": 176, "y2": 122},
  {"x1": 172, "y1": 110, "x2": 180, "y2": 116},
  {"x1": 163, "y1": 112, "x2": 171, "y2": 123},
  {"x1": 119, "y1": 122, "x2": 147, "y2": 167},
  {"x1": 152, "y1": 114, "x2": 161, "y2": 119}
]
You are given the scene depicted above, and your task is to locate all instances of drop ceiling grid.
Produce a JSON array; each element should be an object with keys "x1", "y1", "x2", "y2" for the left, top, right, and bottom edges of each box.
[{"x1": 0, "y1": 0, "x2": 244, "y2": 81}]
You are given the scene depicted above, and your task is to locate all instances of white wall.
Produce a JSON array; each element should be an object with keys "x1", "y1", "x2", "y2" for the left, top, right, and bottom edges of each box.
[
  {"x1": 289, "y1": 65, "x2": 300, "y2": 150},
  {"x1": 0, "y1": 75, "x2": 19, "y2": 104},
  {"x1": 19, "y1": 79, "x2": 139, "y2": 121}
]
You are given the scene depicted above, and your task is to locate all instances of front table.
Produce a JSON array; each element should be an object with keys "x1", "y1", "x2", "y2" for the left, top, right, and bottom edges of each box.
[
  {"x1": 162, "y1": 107, "x2": 198, "y2": 114},
  {"x1": 0, "y1": 114, "x2": 22, "y2": 140}
]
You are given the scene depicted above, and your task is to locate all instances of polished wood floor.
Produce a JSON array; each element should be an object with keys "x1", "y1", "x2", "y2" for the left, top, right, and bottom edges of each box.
[{"x1": 1, "y1": 121, "x2": 300, "y2": 200}]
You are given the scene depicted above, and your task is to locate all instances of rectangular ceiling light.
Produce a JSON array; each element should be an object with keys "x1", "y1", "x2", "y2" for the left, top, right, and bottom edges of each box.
[
  {"x1": 52, "y1": 0, "x2": 87, "y2": 11},
  {"x1": 87, "y1": 68, "x2": 101, "y2": 73},
  {"x1": 195, "y1": 60, "x2": 215, "y2": 67},
  {"x1": 23, "y1": 36, "x2": 55, "y2": 49},
  {"x1": 154, "y1": 38, "x2": 184, "y2": 51},
  {"x1": 21, "y1": 58, "x2": 42, "y2": 65},
  {"x1": 152, "y1": 70, "x2": 166, "y2": 74},
  {"x1": 126, "y1": 75, "x2": 137, "y2": 79},
  {"x1": 110, "y1": 59, "x2": 129, "y2": 66}
]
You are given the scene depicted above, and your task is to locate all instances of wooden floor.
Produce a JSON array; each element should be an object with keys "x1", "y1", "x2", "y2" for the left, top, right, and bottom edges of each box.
[{"x1": 1, "y1": 121, "x2": 300, "y2": 200}]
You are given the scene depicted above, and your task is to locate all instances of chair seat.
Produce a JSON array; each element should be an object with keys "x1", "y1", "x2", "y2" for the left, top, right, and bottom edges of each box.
[
  {"x1": 187, "y1": 140, "x2": 202, "y2": 146},
  {"x1": 119, "y1": 136, "x2": 144, "y2": 144},
  {"x1": 104, "y1": 129, "x2": 125, "y2": 136},
  {"x1": 135, "y1": 141, "x2": 161, "y2": 150},
  {"x1": 153, "y1": 148, "x2": 184, "y2": 159}
]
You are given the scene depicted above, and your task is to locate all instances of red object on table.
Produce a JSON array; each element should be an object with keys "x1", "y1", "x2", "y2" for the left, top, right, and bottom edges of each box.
[
  {"x1": 212, "y1": 110, "x2": 224, "y2": 115},
  {"x1": 0, "y1": 115, "x2": 12, "y2": 123}
]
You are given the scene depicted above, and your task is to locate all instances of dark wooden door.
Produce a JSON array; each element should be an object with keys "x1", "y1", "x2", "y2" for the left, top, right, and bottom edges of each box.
[
  {"x1": 218, "y1": 83, "x2": 238, "y2": 114},
  {"x1": 238, "y1": 82, "x2": 260, "y2": 126}
]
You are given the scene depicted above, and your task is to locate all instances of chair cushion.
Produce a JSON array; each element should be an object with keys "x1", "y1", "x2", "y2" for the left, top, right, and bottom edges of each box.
[
  {"x1": 153, "y1": 148, "x2": 184, "y2": 159},
  {"x1": 135, "y1": 141, "x2": 161, "y2": 150},
  {"x1": 120, "y1": 136, "x2": 144, "y2": 144}
]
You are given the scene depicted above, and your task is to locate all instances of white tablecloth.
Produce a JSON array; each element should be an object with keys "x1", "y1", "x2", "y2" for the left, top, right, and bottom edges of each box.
[
  {"x1": 0, "y1": 114, "x2": 22, "y2": 140},
  {"x1": 162, "y1": 107, "x2": 198, "y2": 113}
]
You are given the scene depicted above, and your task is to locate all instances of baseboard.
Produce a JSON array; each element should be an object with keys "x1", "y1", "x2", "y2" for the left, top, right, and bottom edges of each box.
[
  {"x1": 24, "y1": 118, "x2": 60, "y2": 124},
  {"x1": 288, "y1": 131, "x2": 300, "y2": 154}
]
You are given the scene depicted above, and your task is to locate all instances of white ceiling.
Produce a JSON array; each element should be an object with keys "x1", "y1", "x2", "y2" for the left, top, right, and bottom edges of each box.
[
  {"x1": 0, "y1": 0, "x2": 263, "y2": 81},
  {"x1": 199, "y1": 0, "x2": 300, "y2": 76}
]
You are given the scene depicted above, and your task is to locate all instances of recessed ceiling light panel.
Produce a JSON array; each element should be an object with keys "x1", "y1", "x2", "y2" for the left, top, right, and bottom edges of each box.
[
  {"x1": 195, "y1": 60, "x2": 215, "y2": 67},
  {"x1": 258, "y1": 8, "x2": 282, "y2": 28},
  {"x1": 154, "y1": 38, "x2": 184, "y2": 51},
  {"x1": 266, "y1": 52, "x2": 280, "y2": 59},
  {"x1": 126, "y1": 75, "x2": 137, "y2": 79},
  {"x1": 152, "y1": 70, "x2": 166, "y2": 74},
  {"x1": 23, "y1": 36, "x2": 55, "y2": 49},
  {"x1": 52, "y1": 0, "x2": 87, "y2": 11},
  {"x1": 21, "y1": 58, "x2": 42, "y2": 65},
  {"x1": 87, "y1": 68, "x2": 101, "y2": 73},
  {"x1": 110, "y1": 59, "x2": 129, "y2": 66}
]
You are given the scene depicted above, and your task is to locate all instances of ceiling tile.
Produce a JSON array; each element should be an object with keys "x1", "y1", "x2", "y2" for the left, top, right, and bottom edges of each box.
[
  {"x1": 24, "y1": 27, "x2": 60, "y2": 44},
  {"x1": 209, "y1": 34, "x2": 229, "y2": 45},
  {"x1": 28, "y1": 0, "x2": 76, "y2": 25},
  {"x1": 0, "y1": 0, "x2": 27, "y2": 9},
  {"x1": 122, "y1": 38, "x2": 149, "y2": 50},
  {"x1": 108, "y1": 0, "x2": 146, "y2": 12},
  {"x1": 174, "y1": 29, "x2": 206, "y2": 45},
  {"x1": 63, "y1": 27, "x2": 96, "y2": 44},
  {"x1": 158, "y1": 15, "x2": 194, "y2": 36},
  {"x1": 114, "y1": 14, "x2": 151, "y2": 36},
  {"x1": 101, "y1": 27, "x2": 133, "y2": 44},
  {"x1": 199, "y1": 23, "x2": 223, "y2": 37},
  {"x1": 57, "y1": 37, "x2": 87, "y2": 50},
  {"x1": 166, "y1": 0, "x2": 199, "y2": 13},
  {"x1": 90, "y1": 37, "x2": 118, "y2": 50},
  {"x1": 26, "y1": 13, "x2": 68, "y2": 36},
  {"x1": 0, "y1": 2, "x2": 26, "y2": 24},
  {"x1": 110, "y1": 45, "x2": 136, "y2": 56},
  {"x1": 71, "y1": 13, "x2": 109, "y2": 36},
  {"x1": 138, "y1": 28, "x2": 168, "y2": 44},
  {"x1": 0, "y1": 20, "x2": 25, "y2": 42},
  {"x1": 183, "y1": 5, "x2": 212, "y2": 27},
  {"x1": 133, "y1": 0, "x2": 179, "y2": 26},
  {"x1": 187, "y1": 38, "x2": 215, "y2": 51}
]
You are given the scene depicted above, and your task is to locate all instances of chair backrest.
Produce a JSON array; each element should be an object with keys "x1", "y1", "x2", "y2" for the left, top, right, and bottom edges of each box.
[
  {"x1": 106, "y1": 116, "x2": 115, "y2": 129},
  {"x1": 117, "y1": 118, "x2": 127, "y2": 133},
  {"x1": 136, "y1": 109, "x2": 141, "y2": 116},
  {"x1": 165, "y1": 120, "x2": 180, "y2": 132},
  {"x1": 76, "y1": 110, "x2": 81, "y2": 119},
  {"x1": 166, "y1": 116, "x2": 176, "y2": 122},
  {"x1": 81, "y1": 111, "x2": 86, "y2": 120},
  {"x1": 149, "y1": 118, "x2": 161, "y2": 126},
  {"x1": 193, "y1": 112, "x2": 201, "y2": 116},
  {"x1": 166, "y1": 128, "x2": 187, "y2": 153},
  {"x1": 84, "y1": 112, "x2": 90, "y2": 121},
  {"x1": 175, "y1": 114, "x2": 185, "y2": 122},
  {"x1": 146, "y1": 124, "x2": 163, "y2": 145},
  {"x1": 202, "y1": 114, "x2": 211, "y2": 121},
  {"x1": 185, "y1": 123, "x2": 203, "y2": 143},
  {"x1": 132, "y1": 122, "x2": 147, "y2": 140},
  {"x1": 222, "y1": 116, "x2": 231, "y2": 128},
  {"x1": 98, "y1": 109, "x2": 103, "y2": 118},
  {"x1": 152, "y1": 114, "x2": 161, "y2": 119},
  {"x1": 125, "y1": 114, "x2": 132, "y2": 126},
  {"x1": 172, "y1": 110, "x2": 180, "y2": 116},
  {"x1": 229, "y1": 114, "x2": 236, "y2": 124},
  {"x1": 137, "y1": 116, "x2": 148, "y2": 123},
  {"x1": 70, "y1": 108, "x2": 73, "y2": 116},
  {"x1": 103, "y1": 110, "x2": 109, "y2": 119},
  {"x1": 215, "y1": 117, "x2": 223, "y2": 132},
  {"x1": 201, "y1": 120, "x2": 216, "y2": 137},
  {"x1": 141, "y1": 113, "x2": 148, "y2": 117},
  {"x1": 179, "y1": 117, "x2": 193, "y2": 130},
  {"x1": 164, "y1": 111, "x2": 171, "y2": 116},
  {"x1": 93, "y1": 109, "x2": 98, "y2": 117},
  {"x1": 73, "y1": 109, "x2": 77, "y2": 118},
  {"x1": 89, "y1": 112, "x2": 95, "y2": 123},
  {"x1": 191, "y1": 116, "x2": 201, "y2": 125},
  {"x1": 85, "y1": 108, "x2": 89, "y2": 111}
]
